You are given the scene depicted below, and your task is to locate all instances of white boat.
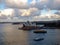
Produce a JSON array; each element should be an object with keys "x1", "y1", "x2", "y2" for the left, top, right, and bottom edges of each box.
[
  {"x1": 33, "y1": 38, "x2": 44, "y2": 41},
  {"x1": 19, "y1": 21, "x2": 44, "y2": 30}
]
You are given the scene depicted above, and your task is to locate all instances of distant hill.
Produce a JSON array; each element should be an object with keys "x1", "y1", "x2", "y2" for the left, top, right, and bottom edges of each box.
[
  {"x1": 32, "y1": 20, "x2": 60, "y2": 27},
  {"x1": 0, "y1": 20, "x2": 60, "y2": 27}
]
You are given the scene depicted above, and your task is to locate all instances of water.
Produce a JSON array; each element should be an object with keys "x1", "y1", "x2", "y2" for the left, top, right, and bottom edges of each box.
[{"x1": 0, "y1": 23, "x2": 60, "y2": 45}]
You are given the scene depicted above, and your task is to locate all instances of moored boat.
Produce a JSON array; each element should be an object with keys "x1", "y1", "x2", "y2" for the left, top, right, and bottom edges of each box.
[
  {"x1": 33, "y1": 30, "x2": 47, "y2": 33},
  {"x1": 33, "y1": 38, "x2": 44, "y2": 41}
]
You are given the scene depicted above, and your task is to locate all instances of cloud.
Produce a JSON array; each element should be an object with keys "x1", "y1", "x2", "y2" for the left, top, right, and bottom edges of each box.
[
  {"x1": 30, "y1": 0, "x2": 36, "y2": 5},
  {"x1": 3, "y1": 0, "x2": 48, "y2": 9},
  {"x1": 0, "y1": 9, "x2": 25, "y2": 22},
  {"x1": 5, "y1": 0, "x2": 29, "y2": 9},
  {"x1": 0, "y1": 17, "x2": 24, "y2": 22},
  {"x1": 0, "y1": 8, "x2": 40, "y2": 21},
  {"x1": 46, "y1": 0, "x2": 60, "y2": 10},
  {"x1": 55, "y1": 11, "x2": 60, "y2": 15},
  {"x1": 0, "y1": 8, "x2": 15, "y2": 20},
  {"x1": 33, "y1": 13, "x2": 60, "y2": 21},
  {"x1": 5, "y1": 0, "x2": 48, "y2": 9},
  {"x1": 31, "y1": 0, "x2": 60, "y2": 10},
  {"x1": 0, "y1": 8, "x2": 60, "y2": 21},
  {"x1": 1, "y1": 8, "x2": 15, "y2": 16},
  {"x1": 0, "y1": 0, "x2": 58, "y2": 10},
  {"x1": 0, "y1": 14, "x2": 7, "y2": 19},
  {"x1": 0, "y1": 0, "x2": 5, "y2": 4},
  {"x1": 18, "y1": 8, "x2": 40, "y2": 16},
  {"x1": 0, "y1": 0, "x2": 2, "y2": 3}
]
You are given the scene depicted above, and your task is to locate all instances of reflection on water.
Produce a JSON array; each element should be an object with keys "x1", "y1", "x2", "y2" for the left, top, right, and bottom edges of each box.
[
  {"x1": 0, "y1": 24, "x2": 29, "y2": 45},
  {"x1": 0, "y1": 24, "x2": 60, "y2": 45}
]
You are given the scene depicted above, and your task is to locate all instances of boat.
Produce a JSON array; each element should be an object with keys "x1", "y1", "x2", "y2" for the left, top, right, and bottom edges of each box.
[
  {"x1": 33, "y1": 30, "x2": 47, "y2": 33},
  {"x1": 18, "y1": 21, "x2": 44, "y2": 30},
  {"x1": 33, "y1": 38, "x2": 44, "y2": 41}
]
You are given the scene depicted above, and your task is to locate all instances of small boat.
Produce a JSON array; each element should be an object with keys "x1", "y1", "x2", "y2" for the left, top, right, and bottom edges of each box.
[
  {"x1": 19, "y1": 21, "x2": 44, "y2": 30},
  {"x1": 33, "y1": 38, "x2": 44, "y2": 41},
  {"x1": 33, "y1": 30, "x2": 47, "y2": 33}
]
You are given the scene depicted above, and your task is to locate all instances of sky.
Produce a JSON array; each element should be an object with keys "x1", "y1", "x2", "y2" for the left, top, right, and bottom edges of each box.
[{"x1": 0, "y1": 0, "x2": 60, "y2": 22}]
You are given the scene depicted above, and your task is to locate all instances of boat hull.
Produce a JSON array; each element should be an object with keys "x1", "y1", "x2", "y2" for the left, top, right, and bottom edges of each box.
[{"x1": 33, "y1": 30, "x2": 47, "y2": 33}]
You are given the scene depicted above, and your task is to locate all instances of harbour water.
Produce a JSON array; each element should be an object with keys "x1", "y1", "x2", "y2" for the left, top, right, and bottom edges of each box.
[{"x1": 0, "y1": 23, "x2": 60, "y2": 45}]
